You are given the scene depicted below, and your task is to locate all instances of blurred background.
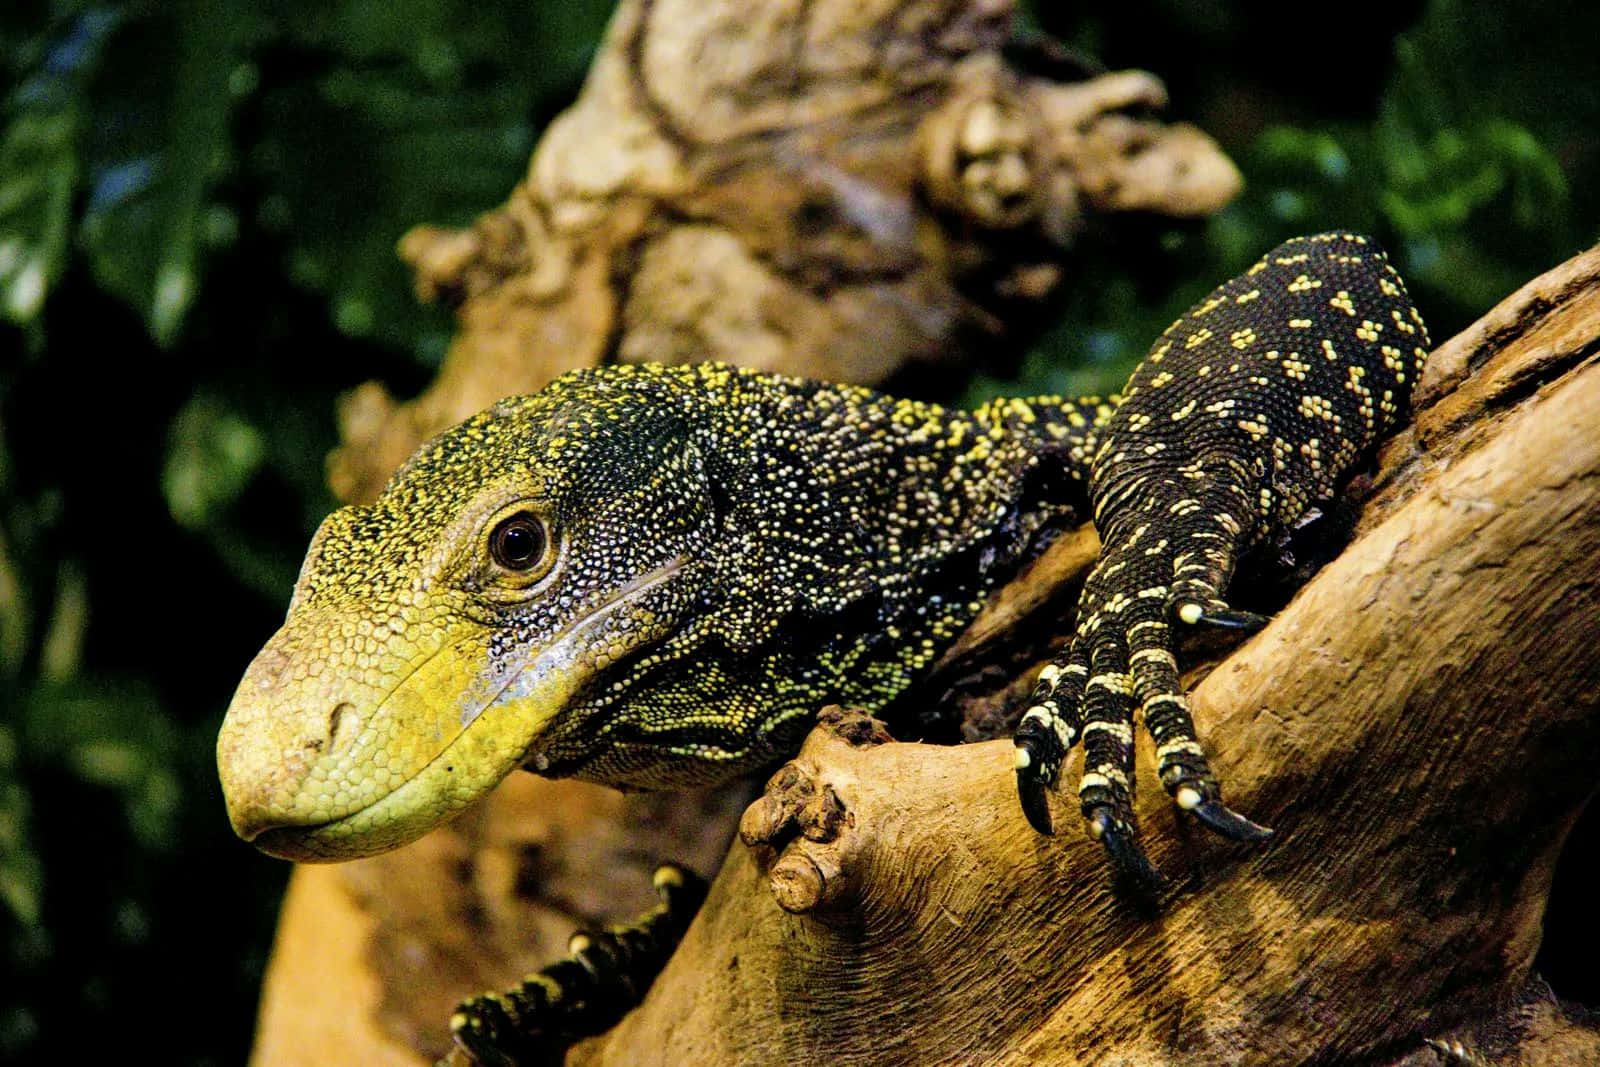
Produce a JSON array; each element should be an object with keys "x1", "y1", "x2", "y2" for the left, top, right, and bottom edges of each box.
[{"x1": 1, "y1": 1, "x2": 1595, "y2": 1061}]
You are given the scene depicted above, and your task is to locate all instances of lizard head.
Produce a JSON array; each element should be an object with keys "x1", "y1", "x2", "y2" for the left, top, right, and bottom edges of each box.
[{"x1": 217, "y1": 369, "x2": 713, "y2": 861}]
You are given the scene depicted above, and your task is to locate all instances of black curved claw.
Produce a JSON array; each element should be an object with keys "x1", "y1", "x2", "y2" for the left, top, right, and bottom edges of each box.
[
  {"x1": 1013, "y1": 721, "x2": 1062, "y2": 836},
  {"x1": 1190, "y1": 798, "x2": 1275, "y2": 842},
  {"x1": 1089, "y1": 807, "x2": 1164, "y2": 896},
  {"x1": 1017, "y1": 748, "x2": 1056, "y2": 838},
  {"x1": 1189, "y1": 606, "x2": 1270, "y2": 633}
]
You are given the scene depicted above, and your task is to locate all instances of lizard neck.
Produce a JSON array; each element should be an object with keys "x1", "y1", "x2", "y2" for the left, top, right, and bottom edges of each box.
[
  {"x1": 526, "y1": 373, "x2": 1102, "y2": 790},
  {"x1": 689, "y1": 380, "x2": 1102, "y2": 648}
]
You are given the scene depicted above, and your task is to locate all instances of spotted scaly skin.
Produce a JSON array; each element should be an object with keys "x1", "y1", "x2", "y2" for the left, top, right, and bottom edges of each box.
[
  {"x1": 217, "y1": 233, "x2": 1427, "y2": 1059},
  {"x1": 218, "y1": 360, "x2": 1103, "y2": 860},
  {"x1": 1013, "y1": 232, "x2": 1429, "y2": 884}
]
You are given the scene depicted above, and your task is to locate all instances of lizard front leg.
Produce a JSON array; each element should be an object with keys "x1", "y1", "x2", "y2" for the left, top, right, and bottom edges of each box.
[
  {"x1": 449, "y1": 864, "x2": 708, "y2": 1066},
  {"x1": 1015, "y1": 233, "x2": 1429, "y2": 886}
]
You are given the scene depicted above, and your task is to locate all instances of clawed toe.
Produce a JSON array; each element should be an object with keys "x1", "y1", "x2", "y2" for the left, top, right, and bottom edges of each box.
[
  {"x1": 1175, "y1": 601, "x2": 1270, "y2": 633},
  {"x1": 1014, "y1": 713, "x2": 1067, "y2": 836},
  {"x1": 1186, "y1": 795, "x2": 1274, "y2": 841},
  {"x1": 1086, "y1": 806, "x2": 1164, "y2": 895},
  {"x1": 1014, "y1": 737, "x2": 1058, "y2": 836}
]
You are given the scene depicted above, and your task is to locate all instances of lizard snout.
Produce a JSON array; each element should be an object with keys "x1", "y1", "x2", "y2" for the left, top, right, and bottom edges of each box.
[
  {"x1": 214, "y1": 603, "x2": 522, "y2": 861},
  {"x1": 216, "y1": 645, "x2": 367, "y2": 844}
]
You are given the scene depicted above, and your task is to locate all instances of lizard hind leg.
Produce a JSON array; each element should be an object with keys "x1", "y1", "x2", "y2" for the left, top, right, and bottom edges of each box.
[{"x1": 448, "y1": 864, "x2": 708, "y2": 1066}]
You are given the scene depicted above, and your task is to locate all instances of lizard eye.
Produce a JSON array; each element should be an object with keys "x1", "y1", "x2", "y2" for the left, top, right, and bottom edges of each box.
[{"x1": 488, "y1": 512, "x2": 549, "y2": 572}]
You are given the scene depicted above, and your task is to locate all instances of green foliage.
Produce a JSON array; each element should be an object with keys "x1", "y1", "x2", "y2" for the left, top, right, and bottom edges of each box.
[
  {"x1": 0, "y1": 1, "x2": 614, "y2": 1060},
  {"x1": 0, "y1": 8, "x2": 108, "y2": 329},
  {"x1": 0, "y1": 724, "x2": 42, "y2": 929},
  {"x1": 22, "y1": 677, "x2": 181, "y2": 850},
  {"x1": 1, "y1": 0, "x2": 1596, "y2": 1061},
  {"x1": 975, "y1": 0, "x2": 1597, "y2": 405},
  {"x1": 163, "y1": 395, "x2": 267, "y2": 530},
  {"x1": 3, "y1": 0, "x2": 613, "y2": 357}
]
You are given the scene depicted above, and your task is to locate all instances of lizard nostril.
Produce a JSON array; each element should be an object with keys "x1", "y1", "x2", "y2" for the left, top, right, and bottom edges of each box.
[{"x1": 327, "y1": 702, "x2": 361, "y2": 755}]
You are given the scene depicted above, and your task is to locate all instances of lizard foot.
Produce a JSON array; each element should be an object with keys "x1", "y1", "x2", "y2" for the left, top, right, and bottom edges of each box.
[
  {"x1": 448, "y1": 863, "x2": 707, "y2": 1066},
  {"x1": 1014, "y1": 461, "x2": 1276, "y2": 887},
  {"x1": 1013, "y1": 637, "x2": 1164, "y2": 895}
]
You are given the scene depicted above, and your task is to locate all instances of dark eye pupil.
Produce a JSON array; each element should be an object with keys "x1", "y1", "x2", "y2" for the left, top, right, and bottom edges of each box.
[{"x1": 491, "y1": 515, "x2": 545, "y2": 570}]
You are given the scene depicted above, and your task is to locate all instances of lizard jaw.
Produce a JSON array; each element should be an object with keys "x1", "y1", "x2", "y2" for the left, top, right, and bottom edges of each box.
[
  {"x1": 222, "y1": 625, "x2": 582, "y2": 863},
  {"x1": 219, "y1": 561, "x2": 686, "y2": 862}
]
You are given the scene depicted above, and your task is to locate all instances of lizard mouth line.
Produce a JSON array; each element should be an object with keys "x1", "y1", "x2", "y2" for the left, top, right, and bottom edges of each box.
[
  {"x1": 462, "y1": 555, "x2": 690, "y2": 729},
  {"x1": 250, "y1": 557, "x2": 688, "y2": 858}
]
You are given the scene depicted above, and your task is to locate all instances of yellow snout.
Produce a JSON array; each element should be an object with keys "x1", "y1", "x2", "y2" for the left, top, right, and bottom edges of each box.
[{"x1": 216, "y1": 609, "x2": 575, "y2": 862}]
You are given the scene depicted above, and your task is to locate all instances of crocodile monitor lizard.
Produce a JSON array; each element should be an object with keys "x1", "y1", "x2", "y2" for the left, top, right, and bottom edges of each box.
[{"x1": 218, "y1": 232, "x2": 1428, "y2": 1060}]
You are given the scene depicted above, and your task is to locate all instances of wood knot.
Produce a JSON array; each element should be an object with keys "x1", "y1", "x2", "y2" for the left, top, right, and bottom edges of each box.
[
  {"x1": 920, "y1": 77, "x2": 1045, "y2": 230},
  {"x1": 816, "y1": 705, "x2": 894, "y2": 748},
  {"x1": 739, "y1": 746, "x2": 862, "y2": 915}
]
